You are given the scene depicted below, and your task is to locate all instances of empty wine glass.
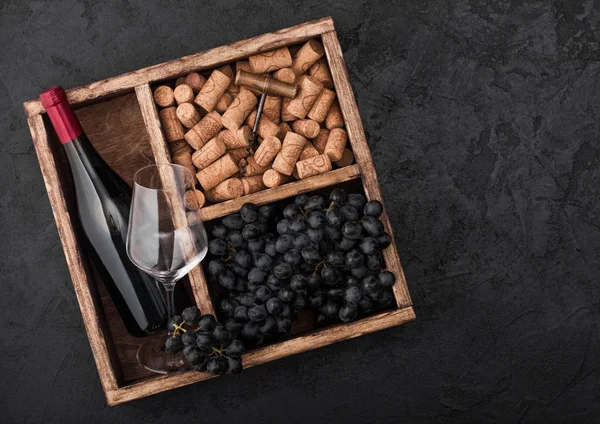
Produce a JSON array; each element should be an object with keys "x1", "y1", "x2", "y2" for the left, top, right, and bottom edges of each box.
[{"x1": 127, "y1": 163, "x2": 208, "y2": 374}]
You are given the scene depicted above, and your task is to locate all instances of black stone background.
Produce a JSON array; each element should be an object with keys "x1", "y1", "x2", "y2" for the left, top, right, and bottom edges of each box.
[{"x1": 1, "y1": 0, "x2": 600, "y2": 422}]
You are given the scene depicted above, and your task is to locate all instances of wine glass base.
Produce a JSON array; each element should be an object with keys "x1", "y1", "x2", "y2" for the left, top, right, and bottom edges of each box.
[{"x1": 136, "y1": 339, "x2": 189, "y2": 375}]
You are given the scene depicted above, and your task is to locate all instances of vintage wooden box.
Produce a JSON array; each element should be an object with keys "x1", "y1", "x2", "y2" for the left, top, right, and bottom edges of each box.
[{"x1": 24, "y1": 17, "x2": 415, "y2": 405}]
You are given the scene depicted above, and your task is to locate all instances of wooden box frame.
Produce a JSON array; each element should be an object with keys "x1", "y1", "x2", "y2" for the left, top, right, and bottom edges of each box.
[{"x1": 24, "y1": 17, "x2": 414, "y2": 405}]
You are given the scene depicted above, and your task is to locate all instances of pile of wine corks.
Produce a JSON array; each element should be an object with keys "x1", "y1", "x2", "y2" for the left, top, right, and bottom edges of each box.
[{"x1": 153, "y1": 38, "x2": 354, "y2": 207}]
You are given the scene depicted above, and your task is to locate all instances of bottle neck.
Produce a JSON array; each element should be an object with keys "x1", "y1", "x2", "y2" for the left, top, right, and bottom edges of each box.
[{"x1": 40, "y1": 86, "x2": 84, "y2": 144}]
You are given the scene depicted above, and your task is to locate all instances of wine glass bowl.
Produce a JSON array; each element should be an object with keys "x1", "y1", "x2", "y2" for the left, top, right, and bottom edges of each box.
[{"x1": 126, "y1": 163, "x2": 208, "y2": 373}]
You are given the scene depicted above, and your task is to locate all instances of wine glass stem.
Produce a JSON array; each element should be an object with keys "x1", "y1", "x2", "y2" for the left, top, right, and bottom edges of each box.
[{"x1": 164, "y1": 283, "x2": 176, "y2": 321}]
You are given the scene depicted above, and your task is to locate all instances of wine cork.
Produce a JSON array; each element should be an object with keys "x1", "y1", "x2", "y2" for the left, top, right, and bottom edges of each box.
[
  {"x1": 159, "y1": 107, "x2": 185, "y2": 142},
  {"x1": 240, "y1": 156, "x2": 269, "y2": 177},
  {"x1": 174, "y1": 84, "x2": 195, "y2": 105},
  {"x1": 278, "y1": 122, "x2": 292, "y2": 140},
  {"x1": 185, "y1": 190, "x2": 200, "y2": 210},
  {"x1": 185, "y1": 111, "x2": 222, "y2": 150},
  {"x1": 195, "y1": 189, "x2": 206, "y2": 208},
  {"x1": 324, "y1": 128, "x2": 348, "y2": 162},
  {"x1": 249, "y1": 47, "x2": 292, "y2": 73},
  {"x1": 263, "y1": 169, "x2": 290, "y2": 188},
  {"x1": 154, "y1": 86, "x2": 175, "y2": 107},
  {"x1": 194, "y1": 65, "x2": 233, "y2": 113},
  {"x1": 175, "y1": 77, "x2": 186, "y2": 87},
  {"x1": 291, "y1": 39, "x2": 325, "y2": 75},
  {"x1": 215, "y1": 91, "x2": 234, "y2": 113},
  {"x1": 286, "y1": 76, "x2": 323, "y2": 119},
  {"x1": 307, "y1": 88, "x2": 336, "y2": 123},
  {"x1": 191, "y1": 137, "x2": 227, "y2": 170},
  {"x1": 217, "y1": 126, "x2": 251, "y2": 150},
  {"x1": 335, "y1": 148, "x2": 354, "y2": 167},
  {"x1": 281, "y1": 98, "x2": 296, "y2": 122},
  {"x1": 291, "y1": 119, "x2": 320, "y2": 139},
  {"x1": 197, "y1": 153, "x2": 239, "y2": 191},
  {"x1": 228, "y1": 147, "x2": 251, "y2": 163},
  {"x1": 263, "y1": 95, "x2": 281, "y2": 124},
  {"x1": 227, "y1": 83, "x2": 241, "y2": 96},
  {"x1": 246, "y1": 110, "x2": 280, "y2": 139},
  {"x1": 205, "y1": 178, "x2": 244, "y2": 203},
  {"x1": 172, "y1": 150, "x2": 197, "y2": 184},
  {"x1": 240, "y1": 175, "x2": 266, "y2": 195},
  {"x1": 254, "y1": 136, "x2": 282, "y2": 166},
  {"x1": 176, "y1": 103, "x2": 201, "y2": 129},
  {"x1": 295, "y1": 154, "x2": 332, "y2": 179},
  {"x1": 308, "y1": 57, "x2": 334, "y2": 89},
  {"x1": 221, "y1": 88, "x2": 258, "y2": 131},
  {"x1": 185, "y1": 72, "x2": 207, "y2": 93},
  {"x1": 273, "y1": 68, "x2": 296, "y2": 84},
  {"x1": 299, "y1": 141, "x2": 320, "y2": 160},
  {"x1": 171, "y1": 140, "x2": 191, "y2": 155},
  {"x1": 272, "y1": 132, "x2": 306, "y2": 175},
  {"x1": 313, "y1": 128, "x2": 329, "y2": 153},
  {"x1": 325, "y1": 100, "x2": 344, "y2": 130}
]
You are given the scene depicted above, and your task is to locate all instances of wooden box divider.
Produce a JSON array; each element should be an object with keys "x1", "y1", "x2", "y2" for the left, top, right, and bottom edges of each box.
[{"x1": 25, "y1": 17, "x2": 415, "y2": 406}]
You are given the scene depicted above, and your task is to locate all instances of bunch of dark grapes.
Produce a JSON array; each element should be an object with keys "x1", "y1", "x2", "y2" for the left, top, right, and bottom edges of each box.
[
  {"x1": 206, "y1": 203, "x2": 302, "y2": 348},
  {"x1": 274, "y1": 189, "x2": 396, "y2": 325},
  {"x1": 165, "y1": 307, "x2": 244, "y2": 374}
]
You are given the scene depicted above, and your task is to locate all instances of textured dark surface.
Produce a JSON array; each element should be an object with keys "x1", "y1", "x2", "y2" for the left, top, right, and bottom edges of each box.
[{"x1": 2, "y1": 0, "x2": 600, "y2": 422}]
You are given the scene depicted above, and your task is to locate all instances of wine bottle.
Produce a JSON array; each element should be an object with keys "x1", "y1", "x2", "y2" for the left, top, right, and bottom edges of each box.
[{"x1": 40, "y1": 86, "x2": 167, "y2": 337}]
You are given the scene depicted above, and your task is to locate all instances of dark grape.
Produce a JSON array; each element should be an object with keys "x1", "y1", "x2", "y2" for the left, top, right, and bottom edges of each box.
[
  {"x1": 284, "y1": 248, "x2": 303, "y2": 265},
  {"x1": 230, "y1": 263, "x2": 248, "y2": 277},
  {"x1": 242, "y1": 224, "x2": 261, "y2": 240},
  {"x1": 241, "y1": 321, "x2": 260, "y2": 341},
  {"x1": 211, "y1": 225, "x2": 228, "y2": 239},
  {"x1": 337, "y1": 237, "x2": 358, "y2": 251},
  {"x1": 199, "y1": 314, "x2": 217, "y2": 332},
  {"x1": 182, "y1": 306, "x2": 201, "y2": 325},
  {"x1": 184, "y1": 346, "x2": 206, "y2": 365},
  {"x1": 309, "y1": 292, "x2": 326, "y2": 308},
  {"x1": 267, "y1": 274, "x2": 285, "y2": 291},
  {"x1": 316, "y1": 313, "x2": 328, "y2": 326},
  {"x1": 277, "y1": 219, "x2": 291, "y2": 235},
  {"x1": 276, "y1": 316, "x2": 293, "y2": 333},
  {"x1": 293, "y1": 233, "x2": 312, "y2": 249},
  {"x1": 378, "y1": 232, "x2": 392, "y2": 249},
  {"x1": 307, "y1": 211, "x2": 327, "y2": 229},
  {"x1": 366, "y1": 253, "x2": 384, "y2": 270},
  {"x1": 227, "y1": 231, "x2": 244, "y2": 248},
  {"x1": 254, "y1": 286, "x2": 272, "y2": 304},
  {"x1": 345, "y1": 285, "x2": 362, "y2": 304},
  {"x1": 195, "y1": 332, "x2": 214, "y2": 351},
  {"x1": 362, "y1": 276, "x2": 383, "y2": 300},
  {"x1": 227, "y1": 357, "x2": 243, "y2": 374},
  {"x1": 279, "y1": 303, "x2": 293, "y2": 318},
  {"x1": 308, "y1": 274, "x2": 322, "y2": 290},
  {"x1": 339, "y1": 304, "x2": 358, "y2": 322},
  {"x1": 321, "y1": 267, "x2": 339, "y2": 284},
  {"x1": 275, "y1": 234, "x2": 294, "y2": 253},
  {"x1": 278, "y1": 287, "x2": 296, "y2": 302},
  {"x1": 273, "y1": 262, "x2": 293, "y2": 279},
  {"x1": 266, "y1": 297, "x2": 284, "y2": 314},
  {"x1": 346, "y1": 193, "x2": 367, "y2": 211},
  {"x1": 234, "y1": 250, "x2": 253, "y2": 268},
  {"x1": 293, "y1": 295, "x2": 306, "y2": 311},
  {"x1": 259, "y1": 204, "x2": 278, "y2": 220},
  {"x1": 208, "y1": 259, "x2": 226, "y2": 276},
  {"x1": 247, "y1": 267, "x2": 267, "y2": 285},
  {"x1": 301, "y1": 247, "x2": 321, "y2": 264},
  {"x1": 322, "y1": 300, "x2": 340, "y2": 318},
  {"x1": 306, "y1": 195, "x2": 324, "y2": 211},
  {"x1": 342, "y1": 221, "x2": 363, "y2": 240},
  {"x1": 378, "y1": 271, "x2": 396, "y2": 287},
  {"x1": 238, "y1": 292, "x2": 256, "y2": 307},
  {"x1": 209, "y1": 239, "x2": 227, "y2": 256},
  {"x1": 255, "y1": 219, "x2": 269, "y2": 234},
  {"x1": 224, "y1": 319, "x2": 243, "y2": 336},
  {"x1": 265, "y1": 241, "x2": 278, "y2": 257},
  {"x1": 222, "y1": 214, "x2": 245, "y2": 230},
  {"x1": 345, "y1": 249, "x2": 365, "y2": 268},
  {"x1": 350, "y1": 266, "x2": 369, "y2": 279},
  {"x1": 378, "y1": 289, "x2": 394, "y2": 307},
  {"x1": 326, "y1": 207, "x2": 343, "y2": 227},
  {"x1": 329, "y1": 188, "x2": 347, "y2": 205},
  {"x1": 234, "y1": 306, "x2": 249, "y2": 322},
  {"x1": 218, "y1": 270, "x2": 236, "y2": 290},
  {"x1": 255, "y1": 254, "x2": 273, "y2": 271},
  {"x1": 325, "y1": 251, "x2": 345, "y2": 267},
  {"x1": 182, "y1": 330, "x2": 196, "y2": 346},
  {"x1": 290, "y1": 274, "x2": 308, "y2": 292},
  {"x1": 295, "y1": 194, "x2": 310, "y2": 207},
  {"x1": 346, "y1": 276, "x2": 360, "y2": 287},
  {"x1": 240, "y1": 203, "x2": 259, "y2": 223},
  {"x1": 307, "y1": 227, "x2": 324, "y2": 243},
  {"x1": 358, "y1": 297, "x2": 373, "y2": 313},
  {"x1": 283, "y1": 203, "x2": 300, "y2": 219},
  {"x1": 260, "y1": 314, "x2": 277, "y2": 335},
  {"x1": 327, "y1": 288, "x2": 344, "y2": 299},
  {"x1": 324, "y1": 225, "x2": 343, "y2": 241},
  {"x1": 224, "y1": 339, "x2": 245, "y2": 356},
  {"x1": 289, "y1": 215, "x2": 307, "y2": 232},
  {"x1": 220, "y1": 299, "x2": 237, "y2": 317},
  {"x1": 247, "y1": 237, "x2": 265, "y2": 254},
  {"x1": 362, "y1": 216, "x2": 384, "y2": 236},
  {"x1": 234, "y1": 276, "x2": 247, "y2": 291},
  {"x1": 359, "y1": 237, "x2": 379, "y2": 255},
  {"x1": 364, "y1": 200, "x2": 383, "y2": 217},
  {"x1": 213, "y1": 324, "x2": 231, "y2": 344},
  {"x1": 340, "y1": 204, "x2": 359, "y2": 222},
  {"x1": 248, "y1": 305, "x2": 267, "y2": 322},
  {"x1": 206, "y1": 357, "x2": 226, "y2": 374}
]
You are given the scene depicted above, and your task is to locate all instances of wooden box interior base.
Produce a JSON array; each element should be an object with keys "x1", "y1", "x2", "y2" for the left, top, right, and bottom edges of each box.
[{"x1": 25, "y1": 18, "x2": 414, "y2": 405}]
